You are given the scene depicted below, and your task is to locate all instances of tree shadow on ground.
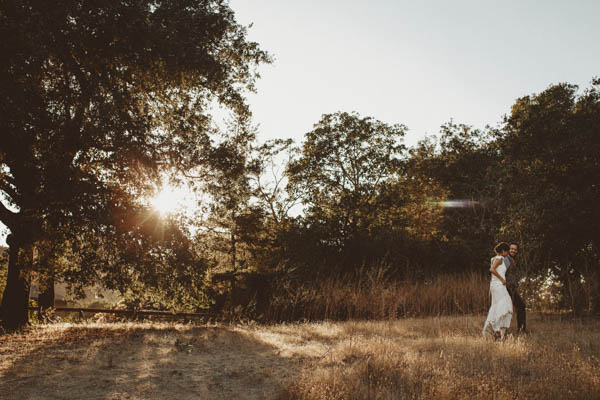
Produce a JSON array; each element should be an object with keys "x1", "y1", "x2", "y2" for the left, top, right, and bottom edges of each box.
[{"x1": 0, "y1": 323, "x2": 295, "y2": 400}]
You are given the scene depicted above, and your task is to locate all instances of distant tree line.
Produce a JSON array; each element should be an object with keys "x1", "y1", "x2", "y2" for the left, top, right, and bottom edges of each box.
[
  {"x1": 1, "y1": 1, "x2": 599, "y2": 331},
  {"x1": 200, "y1": 84, "x2": 599, "y2": 319}
]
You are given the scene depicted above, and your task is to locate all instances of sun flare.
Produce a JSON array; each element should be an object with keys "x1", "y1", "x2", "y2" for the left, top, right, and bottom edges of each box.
[{"x1": 150, "y1": 184, "x2": 188, "y2": 215}]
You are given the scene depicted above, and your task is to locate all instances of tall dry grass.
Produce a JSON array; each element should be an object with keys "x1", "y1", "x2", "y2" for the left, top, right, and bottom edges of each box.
[{"x1": 265, "y1": 271, "x2": 490, "y2": 322}]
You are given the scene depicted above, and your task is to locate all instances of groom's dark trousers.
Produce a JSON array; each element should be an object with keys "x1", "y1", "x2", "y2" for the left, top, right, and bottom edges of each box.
[{"x1": 507, "y1": 285, "x2": 526, "y2": 332}]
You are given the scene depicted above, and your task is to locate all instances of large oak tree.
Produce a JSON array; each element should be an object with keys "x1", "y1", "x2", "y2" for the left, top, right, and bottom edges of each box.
[{"x1": 0, "y1": 0, "x2": 269, "y2": 330}]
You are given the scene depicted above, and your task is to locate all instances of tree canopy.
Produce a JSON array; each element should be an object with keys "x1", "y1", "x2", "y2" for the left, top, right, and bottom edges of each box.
[
  {"x1": 0, "y1": 0, "x2": 270, "y2": 330},
  {"x1": 287, "y1": 112, "x2": 407, "y2": 259}
]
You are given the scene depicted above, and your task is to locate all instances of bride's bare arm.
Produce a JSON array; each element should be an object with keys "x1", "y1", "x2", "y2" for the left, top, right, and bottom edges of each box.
[{"x1": 490, "y1": 258, "x2": 506, "y2": 285}]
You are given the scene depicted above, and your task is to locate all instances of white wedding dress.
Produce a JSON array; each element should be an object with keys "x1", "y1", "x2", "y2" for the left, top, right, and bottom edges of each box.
[{"x1": 482, "y1": 255, "x2": 513, "y2": 336}]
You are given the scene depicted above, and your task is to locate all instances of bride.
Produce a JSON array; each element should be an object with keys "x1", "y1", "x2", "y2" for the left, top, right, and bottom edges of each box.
[{"x1": 482, "y1": 242, "x2": 513, "y2": 339}]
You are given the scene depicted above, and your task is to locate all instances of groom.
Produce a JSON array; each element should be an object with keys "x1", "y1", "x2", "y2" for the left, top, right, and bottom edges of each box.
[{"x1": 505, "y1": 242, "x2": 527, "y2": 334}]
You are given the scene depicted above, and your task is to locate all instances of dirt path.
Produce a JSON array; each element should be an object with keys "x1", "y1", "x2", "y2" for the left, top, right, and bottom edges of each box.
[{"x1": 0, "y1": 322, "x2": 300, "y2": 400}]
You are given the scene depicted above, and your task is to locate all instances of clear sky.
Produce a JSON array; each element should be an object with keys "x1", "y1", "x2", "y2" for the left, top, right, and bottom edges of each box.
[
  {"x1": 1, "y1": 0, "x2": 599, "y2": 247},
  {"x1": 229, "y1": 0, "x2": 599, "y2": 146}
]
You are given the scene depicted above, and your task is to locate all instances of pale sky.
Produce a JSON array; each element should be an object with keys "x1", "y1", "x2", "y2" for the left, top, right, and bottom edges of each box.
[
  {"x1": 1, "y1": 0, "x2": 599, "y2": 247},
  {"x1": 230, "y1": 0, "x2": 599, "y2": 146}
]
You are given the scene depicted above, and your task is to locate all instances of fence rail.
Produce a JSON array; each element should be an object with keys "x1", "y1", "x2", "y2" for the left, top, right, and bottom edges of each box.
[{"x1": 28, "y1": 306, "x2": 219, "y2": 319}]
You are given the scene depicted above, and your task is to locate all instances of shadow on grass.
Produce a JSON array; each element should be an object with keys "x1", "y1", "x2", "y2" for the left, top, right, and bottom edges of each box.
[{"x1": 0, "y1": 323, "x2": 294, "y2": 400}]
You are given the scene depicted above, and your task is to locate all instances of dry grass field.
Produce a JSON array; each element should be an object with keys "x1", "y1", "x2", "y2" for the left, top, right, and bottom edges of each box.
[{"x1": 1, "y1": 314, "x2": 599, "y2": 400}]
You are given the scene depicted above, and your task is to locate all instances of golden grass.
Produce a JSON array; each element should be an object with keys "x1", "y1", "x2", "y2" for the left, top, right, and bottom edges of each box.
[
  {"x1": 265, "y1": 272, "x2": 490, "y2": 321},
  {"x1": 1, "y1": 314, "x2": 599, "y2": 399},
  {"x1": 269, "y1": 315, "x2": 600, "y2": 400}
]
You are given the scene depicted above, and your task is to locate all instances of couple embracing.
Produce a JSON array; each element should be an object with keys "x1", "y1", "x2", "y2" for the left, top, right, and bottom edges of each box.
[{"x1": 482, "y1": 242, "x2": 527, "y2": 339}]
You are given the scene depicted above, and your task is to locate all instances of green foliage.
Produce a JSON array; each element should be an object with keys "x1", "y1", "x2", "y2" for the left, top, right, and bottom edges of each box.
[
  {"x1": 289, "y1": 111, "x2": 406, "y2": 221},
  {"x1": 286, "y1": 111, "x2": 408, "y2": 271},
  {"x1": 1, "y1": 0, "x2": 270, "y2": 235},
  {"x1": 251, "y1": 80, "x2": 600, "y2": 316},
  {"x1": 196, "y1": 115, "x2": 263, "y2": 308},
  {"x1": 496, "y1": 80, "x2": 600, "y2": 314},
  {"x1": 404, "y1": 123, "x2": 502, "y2": 274},
  {"x1": 0, "y1": 0, "x2": 270, "y2": 328}
]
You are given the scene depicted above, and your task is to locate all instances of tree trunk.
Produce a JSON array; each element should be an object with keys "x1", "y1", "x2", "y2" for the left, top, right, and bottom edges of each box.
[
  {"x1": 230, "y1": 232, "x2": 237, "y2": 304},
  {"x1": 37, "y1": 273, "x2": 55, "y2": 323},
  {"x1": 563, "y1": 267, "x2": 586, "y2": 317},
  {"x1": 586, "y1": 268, "x2": 600, "y2": 316},
  {"x1": 38, "y1": 276, "x2": 55, "y2": 309},
  {"x1": 0, "y1": 234, "x2": 32, "y2": 331}
]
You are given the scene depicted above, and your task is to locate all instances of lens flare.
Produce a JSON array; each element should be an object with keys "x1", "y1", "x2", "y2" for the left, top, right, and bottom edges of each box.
[{"x1": 428, "y1": 199, "x2": 480, "y2": 208}]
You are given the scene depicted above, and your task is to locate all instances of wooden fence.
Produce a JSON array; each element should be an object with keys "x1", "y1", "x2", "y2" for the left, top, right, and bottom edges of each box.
[{"x1": 28, "y1": 306, "x2": 219, "y2": 320}]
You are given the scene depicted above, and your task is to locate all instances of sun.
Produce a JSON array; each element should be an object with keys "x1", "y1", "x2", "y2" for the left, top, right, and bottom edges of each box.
[{"x1": 150, "y1": 184, "x2": 188, "y2": 215}]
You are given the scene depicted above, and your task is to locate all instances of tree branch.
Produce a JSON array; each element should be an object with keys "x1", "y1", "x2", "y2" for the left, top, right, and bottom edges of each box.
[
  {"x1": 0, "y1": 179, "x2": 19, "y2": 206},
  {"x1": 0, "y1": 197, "x2": 18, "y2": 232}
]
